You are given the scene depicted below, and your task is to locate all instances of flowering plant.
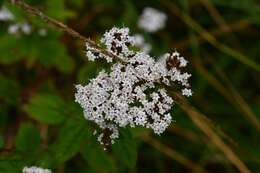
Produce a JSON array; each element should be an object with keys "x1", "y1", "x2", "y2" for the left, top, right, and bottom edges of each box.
[{"x1": 75, "y1": 27, "x2": 192, "y2": 145}]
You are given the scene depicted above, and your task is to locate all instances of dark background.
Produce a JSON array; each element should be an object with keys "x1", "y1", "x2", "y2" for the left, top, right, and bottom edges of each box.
[{"x1": 0, "y1": 0, "x2": 259, "y2": 172}]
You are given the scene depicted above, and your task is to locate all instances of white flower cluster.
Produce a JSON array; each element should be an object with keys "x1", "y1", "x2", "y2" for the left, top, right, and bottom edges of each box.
[
  {"x1": 8, "y1": 22, "x2": 32, "y2": 35},
  {"x1": 76, "y1": 27, "x2": 192, "y2": 145},
  {"x1": 0, "y1": 6, "x2": 47, "y2": 36},
  {"x1": 0, "y1": 6, "x2": 14, "y2": 21},
  {"x1": 138, "y1": 7, "x2": 167, "y2": 33},
  {"x1": 85, "y1": 27, "x2": 134, "y2": 63},
  {"x1": 22, "y1": 166, "x2": 52, "y2": 173},
  {"x1": 7, "y1": 22, "x2": 47, "y2": 36},
  {"x1": 101, "y1": 27, "x2": 134, "y2": 56}
]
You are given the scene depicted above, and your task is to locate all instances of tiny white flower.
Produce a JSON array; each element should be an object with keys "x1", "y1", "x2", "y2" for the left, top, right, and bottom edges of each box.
[
  {"x1": 8, "y1": 24, "x2": 19, "y2": 34},
  {"x1": 21, "y1": 22, "x2": 32, "y2": 34},
  {"x1": 100, "y1": 27, "x2": 134, "y2": 58},
  {"x1": 182, "y1": 88, "x2": 193, "y2": 97}
]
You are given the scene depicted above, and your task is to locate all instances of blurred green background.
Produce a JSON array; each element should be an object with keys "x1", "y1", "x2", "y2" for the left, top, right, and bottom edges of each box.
[{"x1": 0, "y1": 0, "x2": 259, "y2": 172}]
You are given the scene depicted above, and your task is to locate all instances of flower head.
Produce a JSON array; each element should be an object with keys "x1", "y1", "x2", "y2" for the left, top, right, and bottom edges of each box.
[
  {"x1": 101, "y1": 27, "x2": 134, "y2": 56},
  {"x1": 22, "y1": 166, "x2": 52, "y2": 173},
  {"x1": 77, "y1": 27, "x2": 192, "y2": 146},
  {"x1": 138, "y1": 7, "x2": 167, "y2": 33}
]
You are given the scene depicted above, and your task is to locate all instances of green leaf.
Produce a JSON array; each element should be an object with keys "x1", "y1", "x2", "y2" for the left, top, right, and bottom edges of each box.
[
  {"x1": 15, "y1": 123, "x2": 41, "y2": 153},
  {"x1": 35, "y1": 150, "x2": 56, "y2": 169},
  {"x1": 0, "y1": 35, "x2": 23, "y2": 64},
  {"x1": 112, "y1": 129, "x2": 138, "y2": 169},
  {"x1": 1, "y1": 32, "x2": 74, "y2": 74},
  {"x1": 23, "y1": 93, "x2": 65, "y2": 125},
  {"x1": 0, "y1": 135, "x2": 4, "y2": 149},
  {"x1": 36, "y1": 40, "x2": 75, "y2": 74},
  {"x1": 81, "y1": 137, "x2": 115, "y2": 173},
  {"x1": 18, "y1": 35, "x2": 75, "y2": 74},
  {"x1": 0, "y1": 155, "x2": 25, "y2": 173},
  {"x1": 50, "y1": 117, "x2": 91, "y2": 164}
]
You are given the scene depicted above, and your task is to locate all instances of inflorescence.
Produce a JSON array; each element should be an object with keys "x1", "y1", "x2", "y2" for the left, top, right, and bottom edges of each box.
[
  {"x1": 138, "y1": 7, "x2": 167, "y2": 33},
  {"x1": 75, "y1": 27, "x2": 192, "y2": 146},
  {"x1": 22, "y1": 166, "x2": 52, "y2": 173}
]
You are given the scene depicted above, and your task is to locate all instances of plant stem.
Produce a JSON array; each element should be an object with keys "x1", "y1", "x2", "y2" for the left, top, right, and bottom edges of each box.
[{"x1": 10, "y1": 0, "x2": 120, "y2": 61}]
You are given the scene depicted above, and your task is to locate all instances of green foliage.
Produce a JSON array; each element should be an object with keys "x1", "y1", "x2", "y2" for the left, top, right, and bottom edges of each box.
[
  {"x1": 23, "y1": 93, "x2": 66, "y2": 125},
  {"x1": 112, "y1": 129, "x2": 138, "y2": 169},
  {"x1": 0, "y1": 33, "x2": 74, "y2": 73},
  {"x1": 0, "y1": 35, "x2": 23, "y2": 64},
  {"x1": 0, "y1": 155, "x2": 25, "y2": 173},
  {"x1": 15, "y1": 123, "x2": 41, "y2": 153},
  {"x1": 50, "y1": 116, "x2": 91, "y2": 164},
  {"x1": 36, "y1": 38, "x2": 75, "y2": 74},
  {"x1": 81, "y1": 137, "x2": 115, "y2": 173}
]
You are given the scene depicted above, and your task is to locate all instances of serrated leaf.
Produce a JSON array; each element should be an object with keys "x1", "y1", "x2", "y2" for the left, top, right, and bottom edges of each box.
[
  {"x1": 23, "y1": 93, "x2": 65, "y2": 125},
  {"x1": 0, "y1": 158, "x2": 25, "y2": 173},
  {"x1": 51, "y1": 117, "x2": 91, "y2": 164},
  {"x1": 20, "y1": 36, "x2": 75, "y2": 74},
  {"x1": 37, "y1": 40, "x2": 74, "y2": 74},
  {"x1": 112, "y1": 129, "x2": 138, "y2": 169},
  {"x1": 15, "y1": 123, "x2": 41, "y2": 153},
  {"x1": 0, "y1": 35, "x2": 23, "y2": 64},
  {"x1": 81, "y1": 137, "x2": 115, "y2": 173}
]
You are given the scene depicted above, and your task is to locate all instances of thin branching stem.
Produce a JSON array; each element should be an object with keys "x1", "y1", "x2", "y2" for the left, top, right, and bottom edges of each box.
[{"x1": 10, "y1": 0, "x2": 123, "y2": 62}]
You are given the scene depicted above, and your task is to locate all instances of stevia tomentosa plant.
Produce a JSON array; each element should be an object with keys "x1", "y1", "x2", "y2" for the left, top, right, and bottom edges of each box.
[
  {"x1": 1, "y1": 0, "x2": 257, "y2": 173},
  {"x1": 2, "y1": 1, "x2": 192, "y2": 171}
]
